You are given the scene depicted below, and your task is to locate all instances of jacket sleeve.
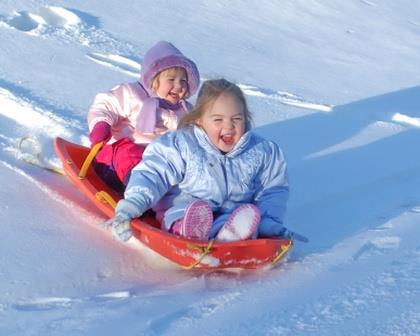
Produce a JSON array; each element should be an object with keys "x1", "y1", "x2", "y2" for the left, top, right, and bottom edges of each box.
[
  {"x1": 87, "y1": 84, "x2": 134, "y2": 130},
  {"x1": 254, "y1": 142, "x2": 290, "y2": 237},
  {"x1": 116, "y1": 132, "x2": 186, "y2": 218}
]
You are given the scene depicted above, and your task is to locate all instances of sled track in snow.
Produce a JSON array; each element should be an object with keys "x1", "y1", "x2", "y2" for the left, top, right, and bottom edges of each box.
[{"x1": 1, "y1": 5, "x2": 331, "y2": 113}]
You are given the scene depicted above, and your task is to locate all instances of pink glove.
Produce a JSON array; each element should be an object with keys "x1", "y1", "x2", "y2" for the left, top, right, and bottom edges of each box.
[{"x1": 89, "y1": 121, "x2": 111, "y2": 145}]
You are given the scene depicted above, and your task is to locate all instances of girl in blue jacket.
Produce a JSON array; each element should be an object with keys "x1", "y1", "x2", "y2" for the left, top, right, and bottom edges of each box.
[{"x1": 103, "y1": 79, "x2": 290, "y2": 242}]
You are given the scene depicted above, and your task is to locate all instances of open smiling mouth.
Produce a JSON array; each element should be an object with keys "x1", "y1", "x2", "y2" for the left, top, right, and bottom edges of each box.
[
  {"x1": 169, "y1": 92, "x2": 180, "y2": 100},
  {"x1": 221, "y1": 134, "x2": 234, "y2": 145}
]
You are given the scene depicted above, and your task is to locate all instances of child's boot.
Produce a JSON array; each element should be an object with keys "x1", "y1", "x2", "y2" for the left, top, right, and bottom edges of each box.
[
  {"x1": 215, "y1": 204, "x2": 260, "y2": 242},
  {"x1": 171, "y1": 200, "x2": 213, "y2": 241}
]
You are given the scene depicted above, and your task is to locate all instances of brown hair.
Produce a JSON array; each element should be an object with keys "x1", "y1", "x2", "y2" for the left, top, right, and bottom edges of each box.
[
  {"x1": 151, "y1": 67, "x2": 188, "y2": 98},
  {"x1": 178, "y1": 78, "x2": 252, "y2": 130}
]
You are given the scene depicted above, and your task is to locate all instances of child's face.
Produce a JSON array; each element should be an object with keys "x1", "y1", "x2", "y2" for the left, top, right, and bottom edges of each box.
[
  {"x1": 156, "y1": 68, "x2": 188, "y2": 104},
  {"x1": 197, "y1": 93, "x2": 246, "y2": 153}
]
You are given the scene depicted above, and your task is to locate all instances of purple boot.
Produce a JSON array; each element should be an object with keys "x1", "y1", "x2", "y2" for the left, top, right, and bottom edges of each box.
[{"x1": 171, "y1": 200, "x2": 213, "y2": 241}]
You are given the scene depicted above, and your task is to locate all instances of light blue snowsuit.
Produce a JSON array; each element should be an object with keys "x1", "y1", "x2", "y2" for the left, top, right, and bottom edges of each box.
[{"x1": 116, "y1": 125, "x2": 289, "y2": 237}]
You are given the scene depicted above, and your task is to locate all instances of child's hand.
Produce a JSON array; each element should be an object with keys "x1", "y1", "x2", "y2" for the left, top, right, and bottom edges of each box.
[
  {"x1": 102, "y1": 214, "x2": 132, "y2": 242},
  {"x1": 89, "y1": 121, "x2": 111, "y2": 145}
]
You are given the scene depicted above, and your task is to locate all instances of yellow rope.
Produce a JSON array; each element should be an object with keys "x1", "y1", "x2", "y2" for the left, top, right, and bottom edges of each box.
[
  {"x1": 272, "y1": 239, "x2": 293, "y2": 265},
  {"x1": 183, "y1": 239, "x2": 215, "y2": 270},
  {"x1": 96, "y1": 188, "x2": 212, "y2": 270},
  {"x1": 78, "y1": 141, "x2": 103, "y2": 179},
  {"x1": 95, "y1": 190, "x2": 117, "y2": 209}
]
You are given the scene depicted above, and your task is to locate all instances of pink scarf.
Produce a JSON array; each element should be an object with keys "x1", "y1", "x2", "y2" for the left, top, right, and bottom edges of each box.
[{"x1": 136, "y1": 93, "x2": 189, "y2": 133}]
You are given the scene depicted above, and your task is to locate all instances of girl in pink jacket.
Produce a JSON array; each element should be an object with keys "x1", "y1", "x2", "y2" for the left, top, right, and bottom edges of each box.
[{"x1": 87, "y1": 41, "x2": 200, "y2": 192}]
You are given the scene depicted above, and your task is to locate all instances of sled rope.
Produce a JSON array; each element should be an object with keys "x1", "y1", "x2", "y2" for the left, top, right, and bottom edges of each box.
[
  {"x1": 79, "y1": 141, "x2": 103, "y2": 179},
  {"x1": 18, "y1": 137, "x2": 66, "y2": 175},
  {"x1": 75, "y1": 141, "x2": 117, "y2": 208},
  {"x1": 95, "y1": 190, "x2": 117, "y2": 209},
  {"x1": 183, "y1": 239, "x2": 215, "y2": 270},
  {"x1": 272, "y1": 239, "x2": 292, "y2": 265}
]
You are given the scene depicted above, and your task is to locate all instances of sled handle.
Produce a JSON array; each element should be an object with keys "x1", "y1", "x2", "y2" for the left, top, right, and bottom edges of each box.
[
  {"x1": 95, "y1": 191, "x2": 117, "y2": 209},
  {"x1": 79, "y1": 141, "x2": 104, "y2": 179},
  {"x1": 272, "y1": 239, "x2": 292, "y2": 265},
  {"x1": 183, "y1": 240, "x2": 215, "y2": 270}
]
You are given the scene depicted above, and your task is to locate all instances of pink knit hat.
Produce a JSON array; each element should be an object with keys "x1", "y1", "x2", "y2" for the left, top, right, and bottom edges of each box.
[{"x1": 140, "y1": 41, "x2": 200, "y2": 98}]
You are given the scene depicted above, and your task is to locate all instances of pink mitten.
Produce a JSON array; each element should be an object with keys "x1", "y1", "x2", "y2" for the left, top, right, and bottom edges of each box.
[{"x1": 89, "y1": 121, "x2": 111, "y2": 145}]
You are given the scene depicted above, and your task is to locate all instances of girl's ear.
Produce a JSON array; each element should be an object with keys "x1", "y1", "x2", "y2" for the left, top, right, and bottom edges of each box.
[{"x1": 195, "y1": 118, "x2": 203, "y2": 127}]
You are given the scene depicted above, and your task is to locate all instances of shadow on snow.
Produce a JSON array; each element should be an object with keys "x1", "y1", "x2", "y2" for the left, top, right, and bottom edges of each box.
[{"x1": 255, "y1": 86, "x2": 420, "y2": 254}]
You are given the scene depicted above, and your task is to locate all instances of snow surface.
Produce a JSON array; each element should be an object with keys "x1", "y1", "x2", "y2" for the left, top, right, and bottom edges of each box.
[{"x1": 1, "y1": 1, "x2": 420, "y2": 335}]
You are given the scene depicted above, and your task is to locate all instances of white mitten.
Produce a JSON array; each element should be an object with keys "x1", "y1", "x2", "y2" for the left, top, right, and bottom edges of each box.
[{"x1": 102, "y1": 214, "x2": 132, "y2": 242}]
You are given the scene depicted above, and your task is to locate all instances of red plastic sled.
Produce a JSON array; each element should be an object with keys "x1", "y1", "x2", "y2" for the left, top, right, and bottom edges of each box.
[{"x1": 53, "y1": 137, "x2": 292, "y2": 270}]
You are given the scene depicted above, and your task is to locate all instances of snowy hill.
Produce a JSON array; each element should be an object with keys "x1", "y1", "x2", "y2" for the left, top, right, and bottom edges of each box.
[{"x1": 1, "y1": 1, "x2": 420, "y2": 335}]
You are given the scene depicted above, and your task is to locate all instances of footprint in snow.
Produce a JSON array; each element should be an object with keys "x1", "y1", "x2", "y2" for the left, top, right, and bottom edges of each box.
[
  {"x1": 1, "y1": 6, "x2": 328, "y2": 112},
  {"x1": 1, "y1": 6, "x2": 82, "y2": 35},
  {"x1": 37, "y1": 6, "x2": 82, "y2": 30},
  {"x1": 1, "y1": 10, "x2": 41, "y2": 33},
  {"x1": 0, "y1": 6, "x2": 135, "y2": 57}
]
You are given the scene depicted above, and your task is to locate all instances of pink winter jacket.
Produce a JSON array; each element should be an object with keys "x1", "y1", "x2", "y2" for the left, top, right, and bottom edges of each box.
[{"x1": 87, "y1": 82, "x2": 191, "y2": 145}]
